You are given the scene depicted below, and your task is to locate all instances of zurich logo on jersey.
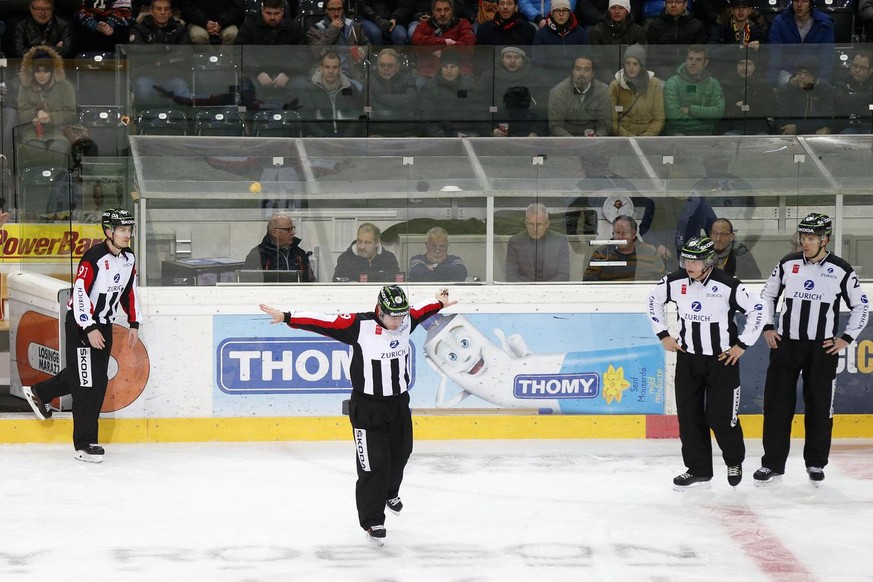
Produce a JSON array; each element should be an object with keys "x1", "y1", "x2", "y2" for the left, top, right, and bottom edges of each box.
[
  {"x1": 389, "y1": 340, "x2": 400, "y2": 348},
  {"x1": 79, "y1": 314, "x2": 88, "y2": 322},
  {"x1": 804, "y1": 280, "x2": 815, "y2": 290},
  {"x1": 114, "y1": 273, "x2": 121, "y2": 283},
  {"x1": 827, "y1": 267, "x2": 834, "y2": 274},
  {"x1": 691, "y1": 301, "x2": 702, "y2": 312},
  {"x1": 711, "y1": 285, "x2": 718, "y2": 292},
  {"x1": 755, "y1": 304, "x2": 764, "y2": 311},
  {"x1": 862, "y1": 295, "x2": 869, "y2": 305}
]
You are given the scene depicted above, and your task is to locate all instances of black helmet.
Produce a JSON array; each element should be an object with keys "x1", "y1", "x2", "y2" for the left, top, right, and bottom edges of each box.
[
  {"x1": 378, "y1": 285, "x2": 409, "y2": 317},
  {"x1": 797, "y1": 212, "x2": 831, "y2": 237},
  {"x1": 101, "y1": 208, "x2": 135, "y2": 232},
  {"x1": 679, "y1": 236, "x2": 716, "y2": 268}
]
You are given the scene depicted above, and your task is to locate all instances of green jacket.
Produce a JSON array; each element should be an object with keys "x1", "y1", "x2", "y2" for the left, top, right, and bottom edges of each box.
[{"x1": 663, "y1": 63, "x2": 724, "y2": 136}]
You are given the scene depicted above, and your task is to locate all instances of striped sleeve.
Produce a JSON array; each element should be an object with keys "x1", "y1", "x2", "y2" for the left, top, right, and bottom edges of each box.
[{"x1": 288, "y1": 311, "x2": 360, "y2": 345}]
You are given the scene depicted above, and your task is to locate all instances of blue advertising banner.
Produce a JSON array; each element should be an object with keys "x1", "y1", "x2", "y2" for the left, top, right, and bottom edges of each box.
[{"x1": 213, "y1": 313, "x2": 666, "y2": 416}]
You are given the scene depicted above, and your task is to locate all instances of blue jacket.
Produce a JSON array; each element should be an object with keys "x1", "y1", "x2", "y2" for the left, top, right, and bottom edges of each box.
[{"x1": 767, "y1": 6, "x2": 835, "y2": 85}]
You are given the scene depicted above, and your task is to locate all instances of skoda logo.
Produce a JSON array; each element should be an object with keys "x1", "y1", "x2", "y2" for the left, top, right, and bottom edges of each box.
[
  {"x1": 804, "y1": 280, "x2": 815, "y2": 290},
  {"x1": 691, "y1": 301, "x2": 702, "y2": 312}
]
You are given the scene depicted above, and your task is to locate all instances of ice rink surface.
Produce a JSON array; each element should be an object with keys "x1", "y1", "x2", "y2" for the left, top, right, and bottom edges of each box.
[{"x1": 2, "y1": 438, "x2": 872, "y2": 581}]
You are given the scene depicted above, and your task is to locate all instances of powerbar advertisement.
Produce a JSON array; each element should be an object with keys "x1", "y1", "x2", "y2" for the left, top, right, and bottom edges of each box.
[{"x1": 213, "y1": 313, "x2": 666, "y2": 416}]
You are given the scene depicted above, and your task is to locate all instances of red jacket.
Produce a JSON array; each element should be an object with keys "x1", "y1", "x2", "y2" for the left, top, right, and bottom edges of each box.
[{"x1": 410, "y1": 17, "x2": 475, "y2": 77}]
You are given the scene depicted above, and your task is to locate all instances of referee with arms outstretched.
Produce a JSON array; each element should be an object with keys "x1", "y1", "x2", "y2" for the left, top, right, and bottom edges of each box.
[
  {"x1": 754, "y1": 213, "x2": 869, "y2": 487},
  {"x1": 649, "y1": 236, "x2": 766, "y2": 490},
  {"x1": 260, "y1": 285, "x2": 454, "y2": 545}
]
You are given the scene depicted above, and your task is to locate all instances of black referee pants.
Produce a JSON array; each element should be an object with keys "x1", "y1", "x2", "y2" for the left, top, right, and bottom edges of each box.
[
  {"x1": 674, "y1": 351, "x2": 745, "y2": 476},
  {"x1": 348, "y1": 390, "x2": 413, "y2": 530},
  {"x1": 761, "y1": 338, "x2": 838, "y2": 473},
  {"x1": 33, "y1": 311, "x2": 113, "y2": 451}
]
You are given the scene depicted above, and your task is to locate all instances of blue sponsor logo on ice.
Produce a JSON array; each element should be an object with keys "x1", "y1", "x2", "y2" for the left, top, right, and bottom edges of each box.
[
  {"x1": 513, "y1": 373, "x2": 600, "y2": 399},
  {"x1": 217, "y1": 337, "x2": 417, "y2": 394}
]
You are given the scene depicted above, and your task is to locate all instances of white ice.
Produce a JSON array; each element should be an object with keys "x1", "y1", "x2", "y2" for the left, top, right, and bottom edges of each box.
[{"x1": 2, "y1": 438, "x2": 872, "y2": 581}]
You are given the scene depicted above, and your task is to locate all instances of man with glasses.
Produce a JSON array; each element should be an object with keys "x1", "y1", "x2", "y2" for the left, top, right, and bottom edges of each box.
[
  {"x1": 13, "y1": 0, "x2": 74, "y2": 58},
  {"x1": 244, "y1": 213, "x2": 316, "y2": 280},
  {"x1": 709, "y1": 218, "x2": 761, "y2": 279},
  {"x1": 505, "y1": 203, "x2": 570, "y2": 282},
  {"x1": 833, "y1": 50, "x2": 873, "y2": 134},
  {"x1": 408, "y1": 226, "x2": 468, "y2": 281},
  {"x1": 519, "y1": 0, "x2": 577, "y2": 27}
]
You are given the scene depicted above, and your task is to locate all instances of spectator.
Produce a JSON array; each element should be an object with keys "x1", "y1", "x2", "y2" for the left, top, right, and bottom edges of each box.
[
  {"x1": 768, "y1": 0, "x2": 834, "y2": 86},
  {"x1": 183, "y1": 0, "x2": 245, "y2": 45},
  {"x1": 774, "y1": 55, "x2": 834, "y2": 135},
  {"x1": 861, "y1": 0, "x2": 873, "y2": 40},
  {"x1": 17, "y1": 45, "x2": 76, "y2": 147},
  {"x1": 476, "y1": 0, "x2": 535, "y2": 46},
  {"x1": 235, "y1": 0, "x2": 308, "y2": 111},
  {"x1": 709, "y1": 218, "x2": 761, "y2": 280},
  {"x1": 587, "y1": 0, "x2": 646, "y2": 46},
  {"x1": 76, "y1": 0, "x2": 134, "y2": 52},
  {"x1": 532, "y1": 0, "x2": 589, "y2": 79},
  {"x1": 410, "y1": 0, "x2": 476, "y2": 80},
  {"x1": 359, "y1": 0, "x2": 415, "y2": 45},
  {"x1": 708, "y1": 0, "x2": 766, "y2": 49},
  {"x1": 647, "y1": 0, "x2": 706, "y2": 45},
  {"x1": 583, "y1": 215, "x2": 665, "y2": 281},
  {"x1": 244, "y1": 213, "x2": 316, "y2": 281},
  {"x1": 333, "y1": 223, "x2": 401, "y2": 282},
  {"x1": 408, "y1": 227, "x2": 469, "y2": 281},
  {"x1": 475, "y1": 0, "x2": 500, "y2": 29},
  {"x1": 13, "y1": 0, "x2": 74, "y2": 58},
  {"x1": 548, "y1": 54, "x2": 612, "y2": 136},
  {"x1": 575, "y1": 0, "x2": 643, "y2": 28},
  {"x1": 519, "y1": 0, "x2": 577, "y2": 28},
  {"x1": 609, "y1": 44, "x2": 664, "y2": 136},
  {"x1": 663, "y1": 45, "x2": 724, "y2": 136},
  {"x1": 368, "y1": 48, "x2": 419, "y2": 136},
  {"x1": 478, "y1": 47, "x2": 549, "y2": 120},
  {"x1": 420, "y1": 50, "x2": 488, "y2": 136},
  {"x1": 492, "y1": 84, "x2": 549, "y2": 136},
  {"x1": 307, "y1": 0, "x2": 370, "y2": 83},
  {"x1": 128, "y1": 0, "x2": 191, "y2": 107},
  {"x1": 832, "y1": 50, "x2": 873, "y2": 134},
  {"x1": 299, "y1": 50, "x2": 366, "y2": 137},
  {"x1": 505, "y1": 203, "x2": 570, "y2": 281},
  {"x1": 716, "y1": 52, "x2": 772, "y2": 135}
]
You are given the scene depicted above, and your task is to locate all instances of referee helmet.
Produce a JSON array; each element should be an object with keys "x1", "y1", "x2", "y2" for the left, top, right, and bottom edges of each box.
[
  {"x1": 378, "y1": 285, "x2": 409, "y2": 318},
  {"x1": 797, "y1": 213, "x2": 831, "y2": 237},
  {"x1": 679, "y1": 236, "x2": 716, "y2": 269}
]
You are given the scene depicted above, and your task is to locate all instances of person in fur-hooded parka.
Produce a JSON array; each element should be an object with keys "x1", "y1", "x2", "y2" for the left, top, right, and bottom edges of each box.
[{"x1": 17, "y1": 45, "x2": 77, "y2": 142}]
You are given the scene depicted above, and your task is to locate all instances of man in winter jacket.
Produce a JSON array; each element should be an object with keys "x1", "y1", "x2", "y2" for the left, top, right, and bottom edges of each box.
[
  {"x1": 663, "y1": 45, "x2": 724, "y2": 135},
  {"x1": 307, "y1": 0, "x2": 370, "y2": 82},
  {"x1": 833, "y1": 50, "x2": 873, "y2": 133},
  {"x1": 14, "y1": 0, "x2": 74, "y2": 58},
  {"x1": 299, "y1": 51, "x2": 365, "y2": 137},
  {"x1": 588, "y1": 0, "x2": 646, "y2": 45},
  {"x1": 244, "y1": 214, "x2": 316, "y2": 281},
  {"x1": 768, "y1": 0, "x2": 834, "y2": 86},
  {"x1": 476, "y1": 0, "x2": 535, "y2": 46},
  {"x1": 709, "y1": 218, "x2": 761, "y2": 280},
  {"x1": 774, "y1": 55, "x2": 834, "y2": 135},
  {"x1": 548, "y1": 54, "x2": 612, "y2": 136},
  {"x1": 411, "y1": 0, "x2": 475, "y2": 79},
  {"x1": 128, "y1": 0, "x2": 190, "y2": 106},
  {"x1": 333, "y1": 223, "x2": 401, "y2": 282},
  {"x1": 359, "y1": 0, "x2": 416, "y2": 45}
]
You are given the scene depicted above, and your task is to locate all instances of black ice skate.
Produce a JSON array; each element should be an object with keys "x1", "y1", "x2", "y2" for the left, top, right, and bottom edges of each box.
[
  {"x1": 23, "y1": 386, "x2": 52, "y2": 420},
  {"x1": 727, "y1": 465, "x2": 743, "y2": 488},
  {"x1": 673, "y1": 472, "x2": 712, "y2": 491},
  {"x1": 366, "y1": 525, "x2": 386, "y2": 547},
  {"x1": 386, "y1": 497, "x2": 403, "y2": 516},
  {"x1": 74, "y1": 444, "x2": 105, "y2": 464},
  {"x1": 807, "y1": 467, "x2": 825, "y2": 487},
  {"x1": 753, "y1": 467, "x2": 783, "y2": 486}
]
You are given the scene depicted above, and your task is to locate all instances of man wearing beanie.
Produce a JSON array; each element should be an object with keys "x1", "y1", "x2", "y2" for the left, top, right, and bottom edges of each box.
[
  {"x1": 476, "y1": 0, "x2": 535, "y2": 45},
  {"x1": 588, "y1": 0, "x2": 647, "y2": 45},
  {"x1": 519, "y1": 0, "x2": 577, "y2": 28},
  {"x1": 575, "y1": 0, "x2": 642, "y2": 27}
]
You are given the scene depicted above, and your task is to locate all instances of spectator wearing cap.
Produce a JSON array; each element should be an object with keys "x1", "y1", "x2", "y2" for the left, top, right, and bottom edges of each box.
[
  {"x1": 833, "y1": 50, "x2": 873, "y2": 133},
  {"x1": 609, "y1": 44, "x2": 664, "y2": 136},
  {"x1": 708, "y1": 0, "x2": 766, "y2": 49},
  {"x1": 588, "y1": 0, "x2": 647, "y2": 46},
  {"x1": 476, "y1": 0, "x2": 535, "y2": 45},
  {"x1": 478, "y1": 46, "x2": 549, "y2": 119},
  {"x1": 548, "y1": 54, "x2": 612, "y2": 136},
  {"x1": 768, "y1": 0, "x2": 834, "y2": 86},
  {"x1": 532, "y1": 0, "x2": 589, "y2": 80},
  {"x1": 774, "y1": 54, "x2": 834, "y2": 135},
  {"x1": 411, "y1": 0, "x2": 476, "y2": 80},
  {"x1": 421, "y1": 50, "x2": 489, "y2": 136},
  {"x1": 519, "y1": 0, "x2": 577, "y2": 28},
  {"x1": 663, "y1": 45, "x2": 724, "y2": 136},
  {"x1": 575, "y1": 0, "x2": 643, "y2": 28},
  {"x1": 716, "y1": 51, "x2": 772, "y2": 135}
]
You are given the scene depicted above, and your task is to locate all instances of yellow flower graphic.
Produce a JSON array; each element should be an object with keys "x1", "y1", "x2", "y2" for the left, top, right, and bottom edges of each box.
[{"x1": 602, "y1": 364, "x2": 631, "y2": 405}]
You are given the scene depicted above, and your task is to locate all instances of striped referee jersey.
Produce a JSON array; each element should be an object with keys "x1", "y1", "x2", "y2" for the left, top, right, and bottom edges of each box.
[
  {"x1": 70, "y1": 241, "x2": 140, "y2": 333},
  {"x1": 762, "y1": 251, "x2": 869, "y2": 342},
  {"x1": 285, "y1": 300, "x2": 444, "y2": 398},
  {"x1": 648, "y1": 268, "x2": 767, "y2": 356}
]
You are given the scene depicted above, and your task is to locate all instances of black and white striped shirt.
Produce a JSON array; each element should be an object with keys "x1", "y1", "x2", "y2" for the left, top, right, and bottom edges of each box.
[
  {"x1": 648, "y1": 268, "x2": 767, "y2": 356},
  {"x1": 69, "y1": 241, "x2": 140, "y2": 333},
  {"x1": 285, "y1": 300, "x2": 444, "y2": 398},
  {"x1": 762, "y1": 251, "x2": 869, "y2": 342}
]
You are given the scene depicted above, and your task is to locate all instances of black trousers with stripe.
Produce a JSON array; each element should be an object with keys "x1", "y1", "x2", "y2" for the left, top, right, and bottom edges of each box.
[
  {"x1": 674, "y1": 351, "x2": 745, "y2": 477},
  {"x1": 348, "y1": 390, "x2": 413, "y2": 530},
  {"x1": 761, "y1": 338, "x2": 838, "y2": 473},
  {"x1": 34, "y1": 311, "x2": 113, "y2": 451}
]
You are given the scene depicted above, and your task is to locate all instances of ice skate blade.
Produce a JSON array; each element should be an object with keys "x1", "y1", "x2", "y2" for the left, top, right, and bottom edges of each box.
[
  {"x1": 74, "y1": 451, "x2": 104, "y2": 464},
  {"x1": 753, "y1": 475, "x2": 782, "y2": 487},
  {"x1": 673, "y1": 481, "x2": 712, "y2": 492},
  {"x1": 366, "y1": 533, "x2": 385, "y2": 547},
  {"x1": 808, "y1": 480, "x2": 823, "y2": 489}
]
